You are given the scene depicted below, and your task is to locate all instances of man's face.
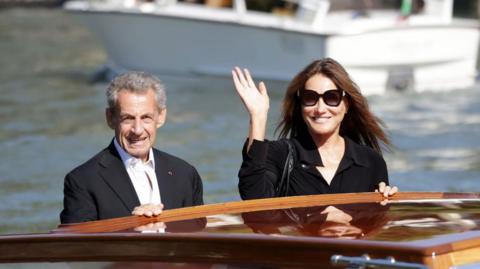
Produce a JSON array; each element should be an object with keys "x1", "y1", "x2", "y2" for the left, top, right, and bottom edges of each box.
[{"x1": 106, "y1": 89, "x2": 166, "y2": 162}]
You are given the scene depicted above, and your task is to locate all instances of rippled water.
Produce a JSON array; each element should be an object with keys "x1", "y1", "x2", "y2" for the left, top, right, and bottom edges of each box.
[{"x1": 0, "y1": 8, "x2": 479, "y2": 235}]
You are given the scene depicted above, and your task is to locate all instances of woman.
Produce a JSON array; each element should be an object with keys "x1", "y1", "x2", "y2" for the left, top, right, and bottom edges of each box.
[{"x1": 232, "y1": 58, "x2": 397, "y2": 200}]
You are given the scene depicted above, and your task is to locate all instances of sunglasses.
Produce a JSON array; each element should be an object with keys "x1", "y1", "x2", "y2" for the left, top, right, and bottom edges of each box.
[{"x1": 298, "y1": 89, "x2": 345, "y2": 107}]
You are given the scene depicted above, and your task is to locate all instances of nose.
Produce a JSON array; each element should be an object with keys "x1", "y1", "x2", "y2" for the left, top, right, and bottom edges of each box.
[
  {"x1": 315, "y1": 97, "x2": 328, "y2": 112},
  {"x1": 132, "y1": 119, "x2": 144, "y2": 135}
]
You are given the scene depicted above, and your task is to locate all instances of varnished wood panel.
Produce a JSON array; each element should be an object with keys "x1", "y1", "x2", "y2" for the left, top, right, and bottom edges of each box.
[
  {"x1": 0, "y1": 232, "x2": 429, "y2": 267},
  {"x1": 55, "y1": 192, "x2": 472, "y2": 233},
  {"x1": 448, "y1": 245, "x2": 480, "y2": 266}
]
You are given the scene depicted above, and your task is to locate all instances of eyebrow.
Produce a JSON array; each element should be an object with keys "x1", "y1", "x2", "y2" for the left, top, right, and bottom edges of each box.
[{"x1": 118, "y1": 112, "x2": 155, "y2": 118}]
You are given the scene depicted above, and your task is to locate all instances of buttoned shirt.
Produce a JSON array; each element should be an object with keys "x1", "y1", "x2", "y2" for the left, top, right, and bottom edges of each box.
[
  {"x1": 114, "y1": 139, "x2": 161, "y2": 205},
  {"x1": 238, "y1": 132, "x2": 389, "y2": 200}
]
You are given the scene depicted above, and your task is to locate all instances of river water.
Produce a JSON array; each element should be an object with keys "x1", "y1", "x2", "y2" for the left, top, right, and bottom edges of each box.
[{"x1": 1, "y1": 8, "x2": 479, "y2": 235}]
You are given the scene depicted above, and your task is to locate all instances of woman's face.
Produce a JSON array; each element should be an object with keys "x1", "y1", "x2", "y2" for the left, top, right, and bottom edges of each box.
[{"x1": 301, "y1": 74, "x2": 347, "y2": 139}]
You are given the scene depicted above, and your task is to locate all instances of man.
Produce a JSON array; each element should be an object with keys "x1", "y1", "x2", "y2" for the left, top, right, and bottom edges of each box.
[{"x1": 60, "y1": 71, "x2": 203, "y2": 224}]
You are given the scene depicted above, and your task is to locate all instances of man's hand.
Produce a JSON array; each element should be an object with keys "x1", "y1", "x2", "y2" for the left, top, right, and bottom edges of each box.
[{"x1": 132, "y1": 203, "x2": 164, "y2": 217}]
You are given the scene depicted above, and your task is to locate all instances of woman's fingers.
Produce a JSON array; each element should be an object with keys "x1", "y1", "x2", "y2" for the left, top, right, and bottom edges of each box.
[
  {"x1": 234, "y1": 66, "x2": 248, "y2": 86},
  {"x1": 232, "y1": 70, "x2": 242, "y2": 93},
  {"x1": 378, "y1": 182, "x2": 386, "y2": 193},
  {"x1": 389, "y1": 186, "x2": 399, "y2": 196},
  {"x1": 232, "y1": 66, "x2": 269, "y2": 119},
  {"x1": 382, "y1": 186, "x2": 391, "y2": 197},
  {"x1": 375, "y1": 182, "x2": 398, "y2": 206},
  {"x1": 244, "y1": 68, "x2": 255, "y2": 88},
  {"x1": 232, "y1": 67, "x2": 268, "y2": 101},
  {"x1": 232, "y1": 67, "x2": 254, "y2": 96},
  {"x1": 232, "y1": 67, "x2": 258, "y2": 90},
  {"x1": 376, "y1": 182, "x2": 399, "y2": 198},
  {"x1": 258, "y1": 81, "x2": 268, "y2": 96}
]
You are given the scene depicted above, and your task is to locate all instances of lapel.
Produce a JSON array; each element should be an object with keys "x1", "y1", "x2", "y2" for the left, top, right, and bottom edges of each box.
[
  {"x1": 98, "y1": 141, "x2": 140, "y2": 212},
  {"x1": 154, "y1": 149, "x2": 175, "y2": 209}
]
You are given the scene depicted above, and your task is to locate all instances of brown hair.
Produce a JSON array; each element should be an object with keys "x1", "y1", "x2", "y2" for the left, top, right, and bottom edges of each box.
[{"x1": 275, "y1": 58, "x2": 390, "y2": 153}]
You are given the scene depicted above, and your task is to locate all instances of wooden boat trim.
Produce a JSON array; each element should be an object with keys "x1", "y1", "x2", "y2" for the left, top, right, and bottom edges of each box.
[{"x1": 54, "y1": 192, "x2": 479, "y2": 234}]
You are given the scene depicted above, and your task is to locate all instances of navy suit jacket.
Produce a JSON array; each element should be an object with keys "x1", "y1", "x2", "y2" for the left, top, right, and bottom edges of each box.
[{"x1": 60, "y1": 141, "x2": 203, "y2": 224}]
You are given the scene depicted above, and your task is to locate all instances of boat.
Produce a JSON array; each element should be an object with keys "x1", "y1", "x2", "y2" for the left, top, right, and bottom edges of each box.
[
  {"x1": 1, "y1": 192, "x2": 480, "y2": 268},
  {"x1": 63, "y1": 0, "x2": 480, "y2": 95}
]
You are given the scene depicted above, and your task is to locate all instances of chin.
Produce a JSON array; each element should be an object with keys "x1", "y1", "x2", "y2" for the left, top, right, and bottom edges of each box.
[
  {"x1": 127, "y1": 149, "x2": 148, "y2": 158},
  {"x1": 307, "y1": 125, "x2": 336, "y2": 136}
]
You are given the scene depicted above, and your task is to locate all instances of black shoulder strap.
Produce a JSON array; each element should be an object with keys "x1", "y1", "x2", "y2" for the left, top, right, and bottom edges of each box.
[{"x1": 275, "y1": 139, "x2": 296, "y2": 197}]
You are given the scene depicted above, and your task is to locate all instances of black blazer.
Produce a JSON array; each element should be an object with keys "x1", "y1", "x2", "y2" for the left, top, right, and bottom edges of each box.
[{"x1": 60, "y1": 141, "x2": 203, "y2": 224}]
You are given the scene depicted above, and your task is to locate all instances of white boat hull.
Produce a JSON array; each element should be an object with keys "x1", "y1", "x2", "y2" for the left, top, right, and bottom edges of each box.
[
  {"x1": 66, "y1": 3, "x2": 480, "y2": 95},
  {"x1": 328, "y1": 26, "x2": 480, "y2": 94}
]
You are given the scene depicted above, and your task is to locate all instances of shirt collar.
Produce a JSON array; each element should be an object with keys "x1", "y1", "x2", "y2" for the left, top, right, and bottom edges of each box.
[
  {"x1": 293, "y1": 131, "x2": 323, "y2": 166},
  {"x1": 293, "y1": 132, "x2": 368, "y2": 168},
  {"x1": 113, "y1": 138, "x2": 155, "y2": 170}
]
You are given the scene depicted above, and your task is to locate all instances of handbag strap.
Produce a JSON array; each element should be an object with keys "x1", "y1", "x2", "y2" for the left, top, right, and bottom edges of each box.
[{"x1": 275, "y1": 139, "x2": 296, "y2": 197}]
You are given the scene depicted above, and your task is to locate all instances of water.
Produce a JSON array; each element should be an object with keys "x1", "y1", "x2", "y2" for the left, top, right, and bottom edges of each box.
[{"x1": 1, "y1": 8, "x2": 479, "y2": 235}]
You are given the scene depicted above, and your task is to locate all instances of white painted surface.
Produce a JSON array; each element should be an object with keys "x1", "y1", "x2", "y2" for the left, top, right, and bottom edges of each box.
[{"x1": 65, "y1": 0, "x2": 480, "y2": 95}]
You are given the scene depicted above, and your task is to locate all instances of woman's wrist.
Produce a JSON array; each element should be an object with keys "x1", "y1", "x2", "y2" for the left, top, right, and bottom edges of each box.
[{"x1": 249, "y1": 115, "x2": 267, "y2": 140}]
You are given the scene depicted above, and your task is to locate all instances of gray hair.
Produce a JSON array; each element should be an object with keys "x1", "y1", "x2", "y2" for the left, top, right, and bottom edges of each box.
[{"x1": 106, "y1": 71, "x2": 166, "y2": 110}]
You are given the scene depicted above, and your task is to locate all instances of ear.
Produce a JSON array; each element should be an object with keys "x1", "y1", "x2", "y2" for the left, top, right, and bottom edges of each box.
[
  {"x1": 156, "y1": 108, "x2": 167, "y2": 128},
  {"x1": 105, "y1": 108, "x2": 116, "y2": 129}
]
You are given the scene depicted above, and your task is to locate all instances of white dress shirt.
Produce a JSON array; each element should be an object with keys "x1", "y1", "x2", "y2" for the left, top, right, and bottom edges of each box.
[{"x1": 114, "y1": 139, "x2": 161, "y2": 205}]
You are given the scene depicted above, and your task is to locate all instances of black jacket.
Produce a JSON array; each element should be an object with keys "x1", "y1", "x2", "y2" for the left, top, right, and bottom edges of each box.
[
  {"x1": 239, "y1": 133, "x2": 388, "y2": 200},
  {"x1": 60, "y1": 141, "x2": 203, "y2": 224}
]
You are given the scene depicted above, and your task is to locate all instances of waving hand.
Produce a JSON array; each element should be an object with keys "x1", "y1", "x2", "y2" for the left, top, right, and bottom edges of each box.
[{"x1": 232, "y1": 67, "x2": 269, "y2": 150}]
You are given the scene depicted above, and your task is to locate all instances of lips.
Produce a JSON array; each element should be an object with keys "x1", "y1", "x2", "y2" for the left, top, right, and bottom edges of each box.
[
  {"x1": 128, "y1": 137, "x2": 147, "y2": 146},
  {"x1": 310, "y1": 116, "x2": 331, "y2": 123}
]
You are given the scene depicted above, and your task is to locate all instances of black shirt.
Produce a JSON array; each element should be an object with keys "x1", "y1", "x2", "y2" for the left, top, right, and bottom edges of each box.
[{"x1": 238, "y1": 133, "x2": 388, "y2": 200}]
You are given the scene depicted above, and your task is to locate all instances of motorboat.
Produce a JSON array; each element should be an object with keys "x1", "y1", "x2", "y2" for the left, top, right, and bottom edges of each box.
[
  {"x1": 63, "y1": 0, "x2": 480, "y2": 95},
  {"x1": 1, "y1": 192, "x2": 480, "y2": 268}
]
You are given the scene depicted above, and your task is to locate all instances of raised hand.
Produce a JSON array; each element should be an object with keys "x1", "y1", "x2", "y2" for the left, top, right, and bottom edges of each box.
[
  {"x1": 232, "y1": 67, "x2": 270, "y2": 148},
  {"x1": 232, "y1": 67, "x2": 269, "y2": 120}
]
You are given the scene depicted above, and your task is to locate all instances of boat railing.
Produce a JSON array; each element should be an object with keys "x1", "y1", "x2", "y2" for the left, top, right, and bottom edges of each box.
[
  {"x1": 294, "y1": 0, "x2": 330, "y2": 26},
  {"x1": 422, "y1": 0, "x2": 453, "y2": 23},
  {"x1": 78, "y1": 0, "x2": 456, "y2": 28},
  {"x1": 234, "y1": 0, "x2": 455, "y2": 27},
  {"x1": 54, "y1": 192, "x2": 480, "y2": 234},
  {"x1": 233, "y1": 0, "x2": 245, "y2": 14}
]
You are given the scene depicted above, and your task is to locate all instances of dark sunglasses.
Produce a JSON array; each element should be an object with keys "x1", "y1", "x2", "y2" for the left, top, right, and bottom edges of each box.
[{"x1": 298, "y1": 89, "x2": 345, "y2": 107}]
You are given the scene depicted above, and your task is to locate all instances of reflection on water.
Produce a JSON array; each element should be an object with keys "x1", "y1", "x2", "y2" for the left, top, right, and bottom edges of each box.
[{"x1": 0, "y1": 8, "x2": 479, "y2": 234}]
